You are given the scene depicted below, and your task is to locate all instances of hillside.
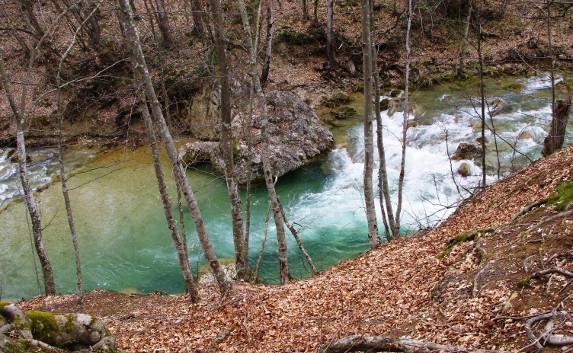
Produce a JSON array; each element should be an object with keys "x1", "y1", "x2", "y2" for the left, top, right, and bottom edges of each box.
[{"x1": 18, "y1": 146, "x2": 573, "y2": 352}]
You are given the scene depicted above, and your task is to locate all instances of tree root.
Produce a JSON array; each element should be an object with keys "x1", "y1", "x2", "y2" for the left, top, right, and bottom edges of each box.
[
  {"x1": 318, "y1": 335, "x2": 509, "y2": 353},
  {"x1": 512, "y1": 198, "x2": 548, "y2": 221},
  {"x1": 532, "y1": 267, "x2": 573, "y2": 279},
  {"x1": 525, "y1": 310, "x2": 573, "y2": 349}
]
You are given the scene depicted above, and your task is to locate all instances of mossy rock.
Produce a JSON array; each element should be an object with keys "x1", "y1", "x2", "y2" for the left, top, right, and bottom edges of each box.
[
  {"x1": 0, "y1": 301, "x2": 12, "y2": 310},
  {"x1": 321, "y1": 91, "x2": 352, "y2": 108},
  {"x1": 331, "y1": 106, "x2": 357, "y2": 120},
  {"x1": 546, "y1": 180, "x2": 573, "y2": 211},
  {"x1": 26, "y1": 311, "x2": 60, "y2": 346},
  {"x1": 3, "y1": 339, "x2": 32, "y2": 353}
]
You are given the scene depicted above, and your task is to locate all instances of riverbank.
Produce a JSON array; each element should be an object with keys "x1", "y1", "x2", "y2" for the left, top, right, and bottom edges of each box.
[{"x1": 18, "y1": 145, "x2": 573, "y2": 352}]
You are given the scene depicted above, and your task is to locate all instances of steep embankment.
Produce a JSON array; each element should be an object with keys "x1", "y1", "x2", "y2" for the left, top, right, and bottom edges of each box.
[{"x1": 20, "y1": 146, "x2": 573, "y2": 352}]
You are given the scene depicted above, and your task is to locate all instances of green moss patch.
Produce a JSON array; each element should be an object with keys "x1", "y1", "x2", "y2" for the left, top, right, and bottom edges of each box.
[
  {"x1": 26, "y1": 310, "x2": 59, "y2": 346},
  {"x1": 438, "y1": 228, "x2": 495, "y2": 259},
  {"x1": 0, "y1": 300, "x2": 12, "y2": 310},
  {"x1": 546, "y1": 180, "x2": 573, "y2": 211},
  {"x1": 4, "y1": 339, "x2": 32, "y2": 353}
]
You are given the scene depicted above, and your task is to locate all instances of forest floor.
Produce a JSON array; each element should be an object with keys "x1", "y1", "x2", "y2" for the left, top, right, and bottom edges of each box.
[{"x1": 20, "y1": 145, "x2": 573, "y2": 352}]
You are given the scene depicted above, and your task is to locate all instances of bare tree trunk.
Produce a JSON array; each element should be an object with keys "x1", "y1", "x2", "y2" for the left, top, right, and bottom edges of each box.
[
  {"x1": 118, "y1": 0, "x2": 230, "y2": 294},
  {"x1": 143, "y1": 0, "x2": 158, "y2": 41},
  {"x1": 313, "y1": 0, "x2": 319, "y2": 22},
  {"x1": 20, "y1": 0, "x2": 45, "y2": 38},
  {"x1": 207, "y1": 0, "x2": 249, "y2": 281},
  {"x1": 56, "y1": 34, "x2": 83, "y2": 298},
  {"x1": 190, "y1": 0, "x2": 205, "y2": 35},
  {"x1": 261, "y1": 0, "x2": 273, "y2": 86},
  {"x1": 476, "y1": 2, "x2": 487, "y2": 188},
  {"x1": 239, "y1": 0, "x2": 264, "y2": 267},
  {"x1": 0, "y1": 56, "x2": 56, "y2": 296},
  {"x1": 547, "y1": 0, "x2": 556, "y2": 117},
  {"x1": 456, "y1": 1, "x2": 472, "y2": 78},
  {"x1": 139, "y1": 94, "x2": 199, "y2": 301},
  {"x1": 394, "y1": 0, "x2": 412, "y2": 234},
  {"x1": 152, "y1": 0, "x2": 173, "y2": 47},
  {"x1": 370, "y1": 2, "x2": 397, "y2": 240},
  {"x1": 361, "y1": 0, "x2": 380, "y2": 249},
  {"x1": 302, "y1": 0, "x2": 309, "y2": 20},
  {"x1": 543, "y1": 97, "x2": 571, "y2": 157},
  {"x1": 238, "y1": 0, "x2": 290, "y2": 284},
  {"x1": 326, "y1": 0, "x2": 336, "y2": 69}
]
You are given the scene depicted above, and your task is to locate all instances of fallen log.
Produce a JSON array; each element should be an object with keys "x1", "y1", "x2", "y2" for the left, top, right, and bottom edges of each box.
[{"x1": 318, "y1": 335, "x2": 508, "y2": 353}]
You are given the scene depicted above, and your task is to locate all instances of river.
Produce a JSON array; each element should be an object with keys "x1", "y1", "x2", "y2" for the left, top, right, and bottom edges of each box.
[{"x1": 0, "y1": 74, "x2": 571, "y2": 300}]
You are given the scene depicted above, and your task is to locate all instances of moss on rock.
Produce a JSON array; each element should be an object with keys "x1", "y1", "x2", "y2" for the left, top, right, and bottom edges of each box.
[
  {"x1": 546, "y1": 180, "x2": 573, "y2": 211},
  {"x1": 26, "y1": 310, "x2": 59, "y2": 346}
]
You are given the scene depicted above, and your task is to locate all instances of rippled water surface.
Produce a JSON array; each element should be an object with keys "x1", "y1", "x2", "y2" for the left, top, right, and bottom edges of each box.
[{"x1": 1, "y1": 74, "x2": 571, "y2": 299}]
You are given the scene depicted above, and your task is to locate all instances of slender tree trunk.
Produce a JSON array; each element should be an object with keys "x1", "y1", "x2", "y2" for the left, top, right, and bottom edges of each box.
[
  {"x1": 477, "y1": 2, "x2": 487, "y2": 188},
  {"x1": 153, "y1": 0, "x2": 173, "y2": 47},
  {"x1": 456, "y1": 1, "x2": 472, "y2": 78},
  {"x1": 361, "y1": 0, "x2": 380, "y2": 249},
  {"x1": 313, "y1": 0, "x2": 319, "y2": 23},
  {"x1": 20, "y1": 0, "x2": 44, "y2": 38},
  {"x1": 238, "y1": 0, "x2": 290, "y2": 284},
  {"x1": 326, "y1": 0, "x2": 336, "y2": 69},
  {"x1": 139, "y1": 94, "x2": 199, "y2": 301},
  {"x1": 0, "y1": 56, "x2": 56, "y2": 296},
  {"x1": 370, "y1": 2, "x2": 397, "y2": 240},
  {"x1": 547, "y1": 1, "x2": 556, "y2": 117},
  {"x1": 261, "y1": 0, "x2": 273, "y2": 86},
  {"x1": 143, "y1": 0, "x2": 158, "y2": 41},
  {"x1": 56, "y1": 48, "x2": 83, "y2": 298},
  {"x1": 394, "y1": 0, "x2": 412, "y2": 234},
  {"x1": 239, "y1": 0, "x2": 263, "y2": 266},
  {"x1": 190, "y1": 0, "x2": 205, "y2": 35},
  {"x1": 302, "y1": 0, "x2": 309, "y2": 20},
  {"x1": 118, "y1": 0, "x2": 230, "y2": 294},
  {"x1": 207, "y1": 0, "x2": 249, "y2": 280}
]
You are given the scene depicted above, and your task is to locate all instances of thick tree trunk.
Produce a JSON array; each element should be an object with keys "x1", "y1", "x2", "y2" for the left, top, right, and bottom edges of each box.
[
  {"x1": 326, "y1": 0, "x2": 336, "y2": 69},
  {"x1": 361, "y1": 0, "x2": 380, "y2": 249},
  {"x1": 190, "y1": 0, "x2": 205, "y2": 35},
  {"x1": 394, "y1": 0, "x2": 412, "y2": 235},
  {"x1": 207, "y1": 0, "x2": 249, "y2": 280},
  {"x1": 118, "y1": 0, "x2": 230, "y2": 294},
  {"x1": 261, "y1": 0, "x2": 273, "y2": 86},
  {"x1": 153, "y1": 0, "x2": 173, "y2": 47},
  {"x1": 0, "y1": 56, "x2": 56, "y2": 296},
  {"x1": 238, "y1": 0, "x2": 290, "y2": 284},
  {"x1": 543, "y1": 97, "x2": 571, "y2": 157},
  {"x1": 139, "y1": 95, "x2": 199, "y2": 301}
]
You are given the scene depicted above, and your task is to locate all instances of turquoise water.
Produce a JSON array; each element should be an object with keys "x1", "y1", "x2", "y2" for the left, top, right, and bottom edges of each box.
[{"x1": 0, "y1": 74, "x2": 570, "y2": 300}]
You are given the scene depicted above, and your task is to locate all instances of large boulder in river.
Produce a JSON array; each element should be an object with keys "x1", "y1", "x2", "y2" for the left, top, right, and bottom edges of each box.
[
  {"x1": 451, "y1": 142, "x2": 483, "y2": 161},
  {"x1": 180, "y1": 91, "x2": 334, "y2": 184}
]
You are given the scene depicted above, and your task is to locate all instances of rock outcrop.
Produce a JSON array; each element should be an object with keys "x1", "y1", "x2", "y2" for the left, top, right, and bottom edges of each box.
[{"x1": 180, "y1": 91, "x2": 334, "y2": 184}]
